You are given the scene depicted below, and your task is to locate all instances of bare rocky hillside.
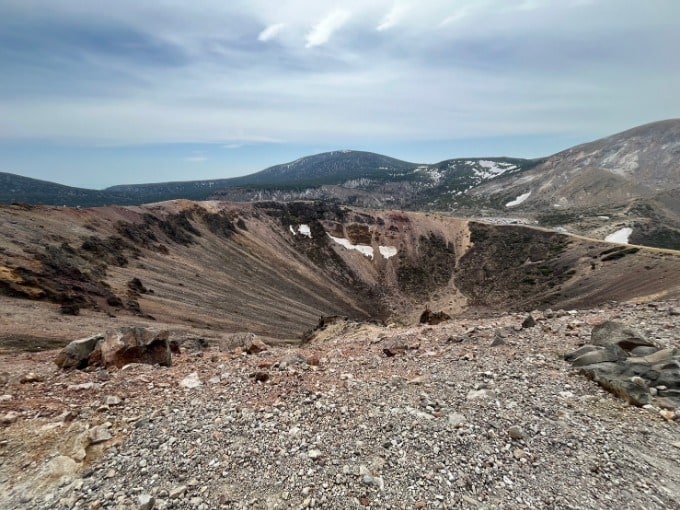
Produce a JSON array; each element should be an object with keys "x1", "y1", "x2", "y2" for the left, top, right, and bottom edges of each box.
[
  {"x1": 470, "y1": 119, "x2": 680, "y2": 249},
  {"x1": 1, "y1": 200, "x2": 679, "y2": 347}
]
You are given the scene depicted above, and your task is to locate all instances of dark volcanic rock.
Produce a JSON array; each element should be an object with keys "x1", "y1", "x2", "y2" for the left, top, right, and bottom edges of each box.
[
  {"x1": 657, "y1": 369, "x2": 680, "y2": 390},
  {"x1": 419, "y1": 308, "x2": 450, "y2": 325},
  {"x1": 127, "y1": 277, "x2": 149, "y2": 295},
  {"x1": 490, "y1": 335, "x2": 506, "y2": 347},
  {"x1": 579, "y1": 365, "x2": 652, "y2": 406},
  {"x1": 59, "y1": 303, "x2": 80, "y2": 316},
  {"x1": 521, "y1": 315, "x2": 536, "y2": 329},
  {"x1": 383, "y1": 336, "x2": 420, "y2": 357},
  {"x1": 567, "y1": 324, "x2": 680, "y2": 408},
  {"x1": 630, "y1": 345, "x2": 659, "y2": 357},
  {"x1": 591, "y1": 321, "x2": 657, "y2": 351},
  {"x1": 571, "y1": 345, "x2": 627, "y2": 367}
]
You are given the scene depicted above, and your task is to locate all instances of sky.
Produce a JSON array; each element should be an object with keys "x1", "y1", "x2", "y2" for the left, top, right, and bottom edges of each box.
[{"x1": 0, "y1": 0, "x2": 678, "y2": 189}]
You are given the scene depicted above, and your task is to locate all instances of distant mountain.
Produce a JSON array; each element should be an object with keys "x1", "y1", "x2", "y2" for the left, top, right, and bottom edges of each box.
[
  {"x1": 469, "y1": 119, "x2": 680, "y2": 249},
  {"x1": 102, "y1": 151, "x2": 422, "y2": 203},
  {"x1": 2, "y1": 119, "x2": 679, "y2": 249},
  {"x1": 104, "y1": 177, "x2": 239, "y2": 204},
  {"x1": 2, "y1": 151, "x2": 538, "y2": 209},
  {"x1": 210, "y1": 152, "x2": 540, "y2": 209},
  {"x1": 226, "y1": 151, "x2": 419, "y2": 186},
  {"x1": 0, "y1": 172, "x2": 128, "y2": 207},
  {"x1": 471, "y1": 119, "x2": 680, "y2": 209}
]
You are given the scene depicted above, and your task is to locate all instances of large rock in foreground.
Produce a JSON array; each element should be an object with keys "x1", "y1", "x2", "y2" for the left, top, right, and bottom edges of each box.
[
  {"x1": 591, "y1": 321, "x2": 658, "y2": 350},
  {"x1": 54, "y1": 334, "x2": 104, "y2": 370},
  {"x1": 565, "y1": 321, "x2": 679, "y2": 408},
  {"x1": 55, "y1": 327, "x2": 171, "y2": 370},
  {"x1": 99, "y1": 327, "x2": 172, "y2": 368}
]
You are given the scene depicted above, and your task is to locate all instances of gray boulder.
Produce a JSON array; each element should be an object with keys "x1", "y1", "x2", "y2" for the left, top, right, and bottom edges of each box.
[
  {"x1": 657, "y1": 369, "x2": 680, "y2": 390},
  {"x1": 630, "y1": 346, "x2": 658, "y2": 357},
  {"x1": 636, "y1": 348, "x2": 678, "y2": 365},
  {"x1": 521, "y1": 315, "x2": 536, "y2": 329},
  {"x1": 54, "y1": 334, "x2": 104, "y2": 370},
  {"x1": 572, "y1": 344, "x2": 627, "y2": 367},
  {"x1": 620, "y1": 362, "x2": 660, "y2": 382},
  {"x1": 564, "y1": 344, "x2": 600, "y2": 362},
  {"x1": 579, "y1": 365, "x2": 651, "y2": 406},
  {"x1": 591, "y1": 321, "x2": 657, "y2": 351}
]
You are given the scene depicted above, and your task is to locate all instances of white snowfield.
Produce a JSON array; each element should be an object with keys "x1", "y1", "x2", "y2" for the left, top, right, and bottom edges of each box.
[
  {"x1": 469, "y1": 160, "x2": 518, "y2": 180},
  {"x1": 506, "y1": 191, "x2": 531, "y2": 207},
  {"x1": 605, "y1": 227, "x2": 633, "y2": 244},
  {"x1": 328, "y1": 235, "x2": 399, "y2": 260},
  {"x1": 329, "y1": 235, "x2": 374, "y2": 258},
  {"x1": 378, "y1": 246, "x2": 398, "y2": 259},
  {"x1": 289, "y1": 224, "x2": 312, "y2": 238}
]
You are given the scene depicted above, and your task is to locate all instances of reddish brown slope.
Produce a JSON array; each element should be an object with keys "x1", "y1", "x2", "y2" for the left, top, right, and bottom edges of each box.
[{"x1": 0, "y1": 201, "x2": 679, "y2": 349}]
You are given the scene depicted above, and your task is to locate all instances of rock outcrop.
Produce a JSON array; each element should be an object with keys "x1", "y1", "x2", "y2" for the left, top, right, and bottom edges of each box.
[
  {"x1": 590, "y1": 320, "x2": 658, "y2": 350},
  {"x1": 565, "y1": 321, "x2": 679, "y2": 408},
  {"x1": 55, "y1": 328, "x2": 171, "y2": 370}
]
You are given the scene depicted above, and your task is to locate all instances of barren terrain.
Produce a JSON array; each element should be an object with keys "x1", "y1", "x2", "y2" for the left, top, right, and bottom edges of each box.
[
  {"x1": 1, "y1": 199, "x2": 679, "y2": 509},
  {"x1": 1, "y1": 302, "x2": 679, "y2": 509}
]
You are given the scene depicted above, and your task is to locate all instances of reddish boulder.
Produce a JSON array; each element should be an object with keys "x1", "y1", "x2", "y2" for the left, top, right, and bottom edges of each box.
[
  {"x1": 99, "y1": 327, "x2": 172, "y2": 368},
  {"x1": 55, "y1": 328, "x2": 171, "y2": 370},
  {"x1": 245, "y1": 337, "x2": 268, "y2": 355}
]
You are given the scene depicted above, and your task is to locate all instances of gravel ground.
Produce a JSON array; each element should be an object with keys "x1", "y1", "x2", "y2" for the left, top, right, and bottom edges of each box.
[{"x1": 1, "y1": 301, "x2": 679, "y2": 509}]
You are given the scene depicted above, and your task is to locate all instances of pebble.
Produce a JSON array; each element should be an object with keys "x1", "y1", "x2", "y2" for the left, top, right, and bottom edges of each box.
[
  {"x1": 508, "y1": 426, "x2": 526, "y2": 440},
  {"x1": 138, "y1": 493, "x2": 155, "y2": 510},
  {"x1": 169, "y1": 486, "x2": 187, "y2": 499}
]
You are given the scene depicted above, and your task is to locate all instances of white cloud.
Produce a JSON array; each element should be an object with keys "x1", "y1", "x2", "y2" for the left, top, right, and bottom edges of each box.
[
  {"x1": 1, "y1": 0, "x2": 678, "y2": 153},
  {"x1": 305, "y1": 9, "x2": 352, "y2": 48},
  {"x1": 515, "y1": 0, "x2": 545, "y2": 11},
  {"x1": 377, "y1": 3, "x2": 410, "y2": 31},
  {"x1": 185, "y1": 155, "x2": 207, "y2": 162},
  {"x1": 439, "y1": 10, "x2": 467, "y2": 26},
  {"x1": 258, "y1": 23, "x2": 285, "y2": 42}
]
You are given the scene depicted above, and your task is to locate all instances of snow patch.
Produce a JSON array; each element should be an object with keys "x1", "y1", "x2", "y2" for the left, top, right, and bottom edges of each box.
[
  {"x1": 343, "y1": 178, "x2": 372, "y2": 188},
  {"x1": 414, "y1": 166, "x2": 443, "y2": 183},
  {"x1": 506, "y1": 191, "x2": 531, "y2": 207},
  {"x1": 290, "y1": 224, "x2": 312, "y2": 238},
  {"x1": 379, "y1": 246, "x2": 398, "y2": 259},
  {"x1": 298, "y1": 225, "x2": 311, "y2": 238},
  {"x1": 605, "y1": 227, "x2": 632, "y2": 244},
  {"x1": 328, "y1": 235, "x2": 374, "y2": 259},
  {"x1": 467, "y1": 160, "x2": 518, "y2": 181}
]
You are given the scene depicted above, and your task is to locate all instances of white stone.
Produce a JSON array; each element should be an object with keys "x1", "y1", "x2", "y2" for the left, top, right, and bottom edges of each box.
[{"x1": 180, "y1": 372, "x2": 202, "y2": 389}]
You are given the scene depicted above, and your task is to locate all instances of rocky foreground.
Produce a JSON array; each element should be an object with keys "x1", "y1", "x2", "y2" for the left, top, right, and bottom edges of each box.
[{"x1": 1, "y1": 301, "x2": 679, "y2": 509}]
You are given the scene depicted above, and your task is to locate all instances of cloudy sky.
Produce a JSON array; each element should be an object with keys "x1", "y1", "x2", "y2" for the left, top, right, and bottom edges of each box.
[{"x1": 1, "y1": 0, "x2": 678, "y2": 188}]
